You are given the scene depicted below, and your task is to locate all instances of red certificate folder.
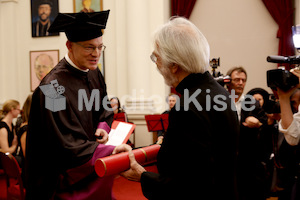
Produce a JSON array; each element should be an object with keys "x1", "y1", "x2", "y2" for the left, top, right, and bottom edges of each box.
[
  {"x1": 145, "y1": 114, "x2": 169, "y2": 132},
  {"x1": 95, "y1": 144, "x2": 161, "y2": 177},
  {"x1": 113, "y1": 112, "x2": 127, "y2": 122},
  {"x1": 106, "y1": 121, "x2": 136, "y2": 146}
]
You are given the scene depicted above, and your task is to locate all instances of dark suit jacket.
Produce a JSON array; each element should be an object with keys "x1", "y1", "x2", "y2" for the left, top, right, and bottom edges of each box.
[{"x1": 141, "y1": 72, "x2": 239, "y2": 200}]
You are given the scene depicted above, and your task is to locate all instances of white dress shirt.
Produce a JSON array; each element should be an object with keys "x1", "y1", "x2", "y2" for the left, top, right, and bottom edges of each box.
[
  {"x1": 279, "y1": 104, "x2": 300, "y2": 146},
  {"x1": 235, "y1": 94, "x2": 245, "y2": 122}
]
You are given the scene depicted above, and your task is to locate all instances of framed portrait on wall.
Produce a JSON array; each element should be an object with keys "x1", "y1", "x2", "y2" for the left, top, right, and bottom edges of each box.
[
  {"x1": 73, "y1": 0, "x2": 103, "y2": 13},
  {"x1": 30, "y1": 50, "x2": 59, "y2": 91},
  {"x1": 31, "y1": 0, "x2": 59, "y2": 37}
]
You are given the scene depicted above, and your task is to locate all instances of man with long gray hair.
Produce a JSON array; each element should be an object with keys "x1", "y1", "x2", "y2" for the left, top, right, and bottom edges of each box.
[{"x1": 122, "y1": 17, "x2": 239, "y2": 200}]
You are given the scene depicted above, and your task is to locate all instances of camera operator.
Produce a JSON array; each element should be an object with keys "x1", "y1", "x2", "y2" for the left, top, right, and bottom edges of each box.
[
  {"x1": 277, "y1": 68, "x2": 300, "y2": 146},
  {"x1": 275, "y1": 68, "x2": 300, "y2": 200}
]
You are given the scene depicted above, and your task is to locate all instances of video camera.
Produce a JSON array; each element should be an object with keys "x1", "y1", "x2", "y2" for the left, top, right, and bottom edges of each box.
[
  {"x1": 210, "y1": 57, "x2": 231, "y2": 86},
  {"x1": 266, "y1": 25, "x2": 300, "y2": 91},
  {"x1": 264, "y1": 97, "x2": 281, "y2": 114},
  {"x1": 266, "y1": 55, "x2": 299, "y2": 91}
]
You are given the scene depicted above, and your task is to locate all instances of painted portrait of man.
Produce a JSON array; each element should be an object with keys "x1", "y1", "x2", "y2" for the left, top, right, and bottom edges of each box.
[
  {"x1": 31, "y1": 0, "x2": 59, "y2": 37},
  {"x1": 30, "y1": 50, "x2": 59, "y2": 91}
]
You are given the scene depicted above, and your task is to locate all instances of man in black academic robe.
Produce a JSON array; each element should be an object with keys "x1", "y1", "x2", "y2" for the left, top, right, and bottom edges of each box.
[
  {"x1": 25, "y1": 11, "x2": 130, "y2": 199},
  {"x1": 26, "y1": 58, "x2": 115, "y2": 198},
  {"x1": 121, "y1": 17, "x2": 239, "y2": 200}
]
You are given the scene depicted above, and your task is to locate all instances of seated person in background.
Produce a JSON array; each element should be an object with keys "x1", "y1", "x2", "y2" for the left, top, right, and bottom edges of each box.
[
  {"x1": 110, "y1": 97, "x2": 128, "y2": 121},
  {"x1": 278, "y1": 68, "x2": 300, "y2": 146},
  {"x1": 156, "y1": 93, "x2": 177, "y2": 144},
  {"x1": 110, "y1": 97, "x2": 134, "y2": 147},
  {"x1": 16, "y1": 94, "x2": 32, "y2": 167},
  {"x1": 0, "y1": 100, "x2": 20, "y2": 155}
]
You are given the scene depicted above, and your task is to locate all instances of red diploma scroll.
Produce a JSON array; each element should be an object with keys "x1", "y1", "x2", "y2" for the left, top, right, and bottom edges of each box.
[{"x1": 95, "y1": 144, "x2": 161, "y2": 177}]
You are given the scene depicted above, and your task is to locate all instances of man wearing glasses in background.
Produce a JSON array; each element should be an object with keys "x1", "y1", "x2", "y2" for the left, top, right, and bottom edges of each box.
[
  {"x1": 226, "y1": 67, "x2": 268, "y2": 200},
  {"x1": 26, "y1": 11, "x2": 131, "y2": 199}
]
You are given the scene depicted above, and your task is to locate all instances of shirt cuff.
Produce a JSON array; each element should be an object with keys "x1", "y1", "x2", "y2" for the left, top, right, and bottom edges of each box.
[
  {"x1": 278, "y1": 119, "x2": 300, "y2": 146},
  {"x1": 97, "y1": 122, "x2": 111, "y2": 133}
]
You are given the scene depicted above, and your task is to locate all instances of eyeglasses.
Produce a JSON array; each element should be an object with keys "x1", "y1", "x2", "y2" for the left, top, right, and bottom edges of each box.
[
  {"x1": 150, "y1": 53, "x2": 157, "y2": 64},
  {"x1": 74, "y1": 42, "x2": 106, "y2": 54},
  {"x1": 232, "y1": 78, "x2": 246, "y2": 83}
]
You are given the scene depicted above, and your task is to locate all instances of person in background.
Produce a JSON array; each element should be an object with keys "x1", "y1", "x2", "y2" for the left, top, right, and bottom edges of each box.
[
  {"x1": 0, "y1": 100, "x2": 20, "y2": 155},
  {"x1": 278, "y1": 68, "x2": 300, "y2": 146},
  {"x1": 110, "y1": 97, "x2": 128, "y2": 122},
  {"x1": 121, "y1": 17, "x2": 239, "y2": 200},
  {"x1": 156, "y1": 93, "x2": 178, "y2": 145},
  {"x1": 247, "y1": 87, "x2": 270, "y2": 109},
  {"x1": 277, "y1": 68, "x2": 300, "y2": 200},
  {"x1": 110, "y1": 97, "x2": 125, "y2": 115},
  {"x1": 16, "y1": 94, "x2": 32, "y2": 167},
  {"x1": 226, "y1": 67, "x2": 268, "y2": 200},
  {"x1": 247, "y1": 88, "x2": 282, "y2": 198},
  {"x1": 276, "y1": 88, "x2": 300, "y2": 200},
  {"x1": 110, "y1": 97, "x2": 135, "y2": 147}
]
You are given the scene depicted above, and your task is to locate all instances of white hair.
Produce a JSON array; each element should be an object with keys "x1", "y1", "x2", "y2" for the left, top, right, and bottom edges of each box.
[{"x1": 153, "y1": 17, "x2": 210, "y2": 73}]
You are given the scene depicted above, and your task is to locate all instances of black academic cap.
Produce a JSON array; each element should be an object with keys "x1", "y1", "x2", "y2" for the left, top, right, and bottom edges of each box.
[{"x1": 48, "y1": 10, "x2": 110, "y2": 42}]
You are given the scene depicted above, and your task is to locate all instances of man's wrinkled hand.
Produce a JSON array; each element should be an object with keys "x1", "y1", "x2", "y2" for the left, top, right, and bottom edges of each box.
[
  {"x1": 112, "y1": 144, "x2": 132, "y2": 155},
  {"x1": 121, "y1": 150, "x2": 146, "y2": 182}
]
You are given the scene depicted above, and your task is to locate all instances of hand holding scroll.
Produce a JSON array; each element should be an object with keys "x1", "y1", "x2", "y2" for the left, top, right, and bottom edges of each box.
[
  {"x1": 94, "y1": 145, "x2": 160, "y2": 179},
  {"x1": 112, "y1": 144, "x2": 132, "y2": 155},
  {"x1": 120, "y1": 150, "x2": 146, "y2": 182}
]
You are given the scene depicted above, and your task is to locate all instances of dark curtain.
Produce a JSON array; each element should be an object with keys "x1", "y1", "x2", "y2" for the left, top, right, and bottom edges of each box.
[
  {"x1": 262, "y1": 0, "x2": 295, "y2": 69},
  {"x1": 171, "y1": 0, "x2": 197, "y2": 19},
  {"x1": 170, "y1": 0, "x2": 197, "y2": 95}
]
